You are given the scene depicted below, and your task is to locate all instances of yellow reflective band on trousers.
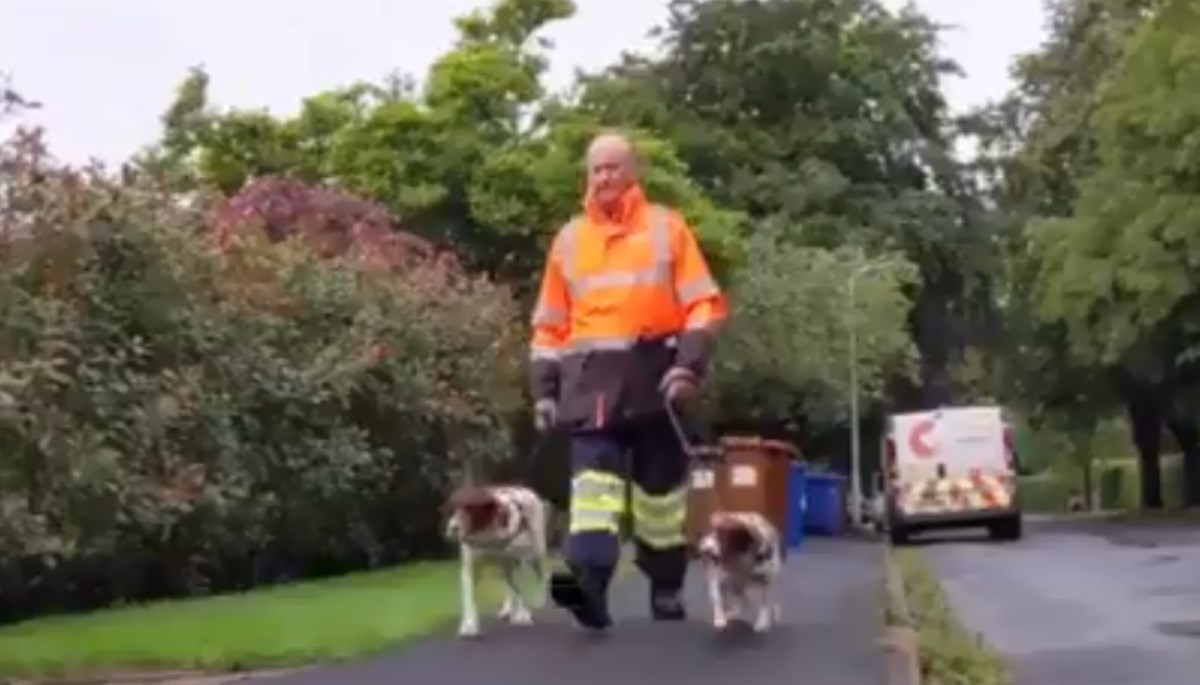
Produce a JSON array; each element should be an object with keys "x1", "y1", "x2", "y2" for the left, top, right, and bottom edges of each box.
[
  {"x1": 631, "y1": 484, "x2": 687, "y2": 548},
  {"x1": 569, "y1": 470, "x2": 625, "y2": 534}
]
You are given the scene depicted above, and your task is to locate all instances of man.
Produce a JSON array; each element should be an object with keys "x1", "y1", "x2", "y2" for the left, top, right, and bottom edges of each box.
[{"x1": 528, "y1": 131, "x2": 728, "y2": 630}]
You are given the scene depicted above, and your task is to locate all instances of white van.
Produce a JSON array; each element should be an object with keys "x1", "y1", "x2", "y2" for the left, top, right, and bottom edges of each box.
[{"x1": 880, "y1": 405, "x2": 1023, "y2": 544}]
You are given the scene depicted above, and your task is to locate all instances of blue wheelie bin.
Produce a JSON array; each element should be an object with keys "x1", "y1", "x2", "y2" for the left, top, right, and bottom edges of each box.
[
  {"x1": 804, "y1": 472, "x2": 846, "y2": 536},
  {"x1": 785, "y1": 461, "x2": 807, "y2": 551}
]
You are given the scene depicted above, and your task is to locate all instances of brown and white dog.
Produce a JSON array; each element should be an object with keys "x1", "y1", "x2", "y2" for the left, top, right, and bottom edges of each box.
[
  {"x1": 696, "y1": 510, "x2": 784, "y2": 633},
  {"x1": 444, "y1": 484, "x2": 550, "y2": 638}
]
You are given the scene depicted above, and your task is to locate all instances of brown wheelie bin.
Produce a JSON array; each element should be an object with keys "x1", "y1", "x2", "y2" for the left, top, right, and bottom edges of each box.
[{"x1": 685, "y1": 435, "x2": 800, "y2": 548}]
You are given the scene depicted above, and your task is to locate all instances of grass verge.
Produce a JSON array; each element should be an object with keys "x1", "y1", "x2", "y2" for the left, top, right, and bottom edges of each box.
[
  {"x1": 0, "y1": 560, "x2": 509, "y2": 681},
  {"x1": 888, "y1": 548, "x2": 1011, "y2": 685},
  {"x1": 1102, "y1": 507, "x2": 1200, "y2": 525}
]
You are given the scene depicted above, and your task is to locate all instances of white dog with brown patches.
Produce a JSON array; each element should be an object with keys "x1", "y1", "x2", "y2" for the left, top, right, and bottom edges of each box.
[
  {"x1": 697, "y1": 510, "x2": 784, "y2": 633},
  {"x1": 444, "y1": 484, "x2": 550, "y2": 638}
]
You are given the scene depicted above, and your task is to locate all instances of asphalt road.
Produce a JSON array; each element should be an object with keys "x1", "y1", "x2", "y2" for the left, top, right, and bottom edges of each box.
[
  {"x1": 919, "y1": 517, "x2": 1200, "y2": 685},
  {"x1": 259, "y1": 538, "x2": 887, "y2": 685}
]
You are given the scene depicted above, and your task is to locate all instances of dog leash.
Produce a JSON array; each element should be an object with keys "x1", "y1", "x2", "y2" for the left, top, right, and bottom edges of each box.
[
  {"x1": 456, "y1": 422, "x2": 553, "y2": 494},
  {"x1": 664, "y1": 394, "x2": 724, "y2": 466},
  {"x1": 663, "y1": 395, "x2": 728, "y2": 516},
  {"x1": 665, "y1": 397, "x2": 785, "y2": 568},
  {"x1": 521, "y1": 430, "x2": 554, "y2": 482}
]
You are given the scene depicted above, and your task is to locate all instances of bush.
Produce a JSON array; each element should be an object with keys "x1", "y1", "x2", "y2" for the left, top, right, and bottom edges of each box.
[
  {"x1": 1017, "y1": 474, "x2": 1072, "y2": 514},
  {"x1": 211, "y1": 175, "x2": 443, "y2": 272},
  {"x1": 0, "y1": 128, "x2": 523, "y2": 622},
  {"x1": 1098, "y1": 465, "x2": 1125, "y2": 510},
  {"x1": 1098, "y1": 455, "x2": 1185, "y2": 511}
]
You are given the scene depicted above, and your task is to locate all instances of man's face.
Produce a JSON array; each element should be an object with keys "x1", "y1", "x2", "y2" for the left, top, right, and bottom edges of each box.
[{"x1": 586, "y1": 144, "x2": 633, "y2": 207}]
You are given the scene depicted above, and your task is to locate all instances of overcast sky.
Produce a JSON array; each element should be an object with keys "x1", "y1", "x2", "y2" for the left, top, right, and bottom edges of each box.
[{"x1": 0, "y1": 0, "x2": 1048, "y2": 166}]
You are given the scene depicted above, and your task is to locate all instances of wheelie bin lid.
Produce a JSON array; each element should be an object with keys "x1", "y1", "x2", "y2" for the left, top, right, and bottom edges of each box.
[{"x1": 719, "y1": 435, "x2": 800, "y2": 458}]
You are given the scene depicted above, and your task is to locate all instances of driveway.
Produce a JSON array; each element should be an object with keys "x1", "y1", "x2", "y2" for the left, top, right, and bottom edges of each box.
[
  {"x1": 259, "y1": 538, "x2": 888, "y2": 685},
  {"x1": 919, "y1": 517, "x2": 1200, "y2": 685}
]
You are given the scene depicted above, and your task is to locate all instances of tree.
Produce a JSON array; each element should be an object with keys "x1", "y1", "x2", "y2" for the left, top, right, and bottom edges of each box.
[
  {"x1": 135, "y1": 0, "x2": 949, "y2": 450},
  {"x1": 976, "y1": 0, "x2": 1199, "y2": 508},
  {"x1": 712, "y1": 228, "x2": 919, "y2": 444},
  {"x1": 140, "y1": 0, "x2": 744, "y2": 293},
  {"x1": 977, "y1": 0, "x2": 1162, "y2": 218},
  {"x1": 1029, "y1": 0, "x2": 1200, "y2": 507},
  {"x1": 572, "y1": 0, "x2": 999, "y2": 411}
]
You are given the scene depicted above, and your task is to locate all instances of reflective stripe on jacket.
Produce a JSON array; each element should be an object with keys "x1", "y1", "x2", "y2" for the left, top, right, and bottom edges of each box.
[{"x1": 528, "y1": 185, "x2": 728, "y2": 430}]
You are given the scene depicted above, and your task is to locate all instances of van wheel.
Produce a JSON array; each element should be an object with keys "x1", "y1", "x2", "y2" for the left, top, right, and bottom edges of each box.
[
  {"x1": 989, "y1": 515, "x2": 1022, "y2": 542},
  {"x1": 889, "y1": 524, "x2": 911, "y2": 546}
]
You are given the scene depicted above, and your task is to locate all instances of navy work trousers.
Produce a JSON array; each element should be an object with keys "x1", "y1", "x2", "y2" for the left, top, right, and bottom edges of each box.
[{"x1": 565, "y1": 415, "x2": 691, "y2": 596}]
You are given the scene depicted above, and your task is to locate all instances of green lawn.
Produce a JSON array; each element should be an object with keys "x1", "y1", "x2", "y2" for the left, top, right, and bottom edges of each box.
[{"x1": 0, "y1": 560, "x2": 506, "y2": 679}]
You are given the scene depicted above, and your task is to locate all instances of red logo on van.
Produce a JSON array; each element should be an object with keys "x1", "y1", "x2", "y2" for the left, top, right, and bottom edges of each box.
[{"x1": 908, "y1": 419, "x2": 937, "y2": 458}]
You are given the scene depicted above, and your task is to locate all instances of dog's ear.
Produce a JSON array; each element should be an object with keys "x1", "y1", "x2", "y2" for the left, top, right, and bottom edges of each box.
[
  {"x1": 715, "y1": 518, "x2": 755, "y2": 556},
  {"x1": 494, "y1": 497, "x2": 514, "y2": 525},
  {"x1": 712, "y1": 514, "x2": 739, "y2": 537},
  {"x1": 450, "y1": 487, "x2": 504, "y2": 530},
  {"x1": 734, "y1": 525, "x2": 756, "y2": 552},
  {"x1": 443, "y1": 486, "x2": 488, "y2": 515}
]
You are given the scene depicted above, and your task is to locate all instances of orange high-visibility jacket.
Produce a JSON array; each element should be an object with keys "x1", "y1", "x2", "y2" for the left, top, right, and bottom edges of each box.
[{"x1": 529, "y1": 185, "x2": 728, "y2": 430}]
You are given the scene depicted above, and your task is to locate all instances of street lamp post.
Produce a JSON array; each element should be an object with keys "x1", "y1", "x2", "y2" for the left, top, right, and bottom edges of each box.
[{"x1": 847, "y1": 261, "x2": 888, "y2": 530}]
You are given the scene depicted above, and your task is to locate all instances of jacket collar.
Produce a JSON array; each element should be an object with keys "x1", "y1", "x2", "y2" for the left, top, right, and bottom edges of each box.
[{"x1": 584, "y1": 184, "x2": 648, "y2": 230}]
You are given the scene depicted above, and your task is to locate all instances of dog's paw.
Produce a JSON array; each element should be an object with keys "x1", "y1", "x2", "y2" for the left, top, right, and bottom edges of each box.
[
  {"x1": 721, "y1": 603, "x2": 741, "y2": 623},
  {"x1": 509, "y1": 607, "x2": 534, "y2": 626},
  {"x1": 497, "y1": 599, "x2": 514, "y2": 620},
  {"x1": 457, "y1": 619, "x2": 481, "y2": 638},
  {"x1": 752, "y1": 611, "x2": 773, "y2": 633},
  {"x1": 712, "y1": 613, "x2": 729, "y2": 630}
]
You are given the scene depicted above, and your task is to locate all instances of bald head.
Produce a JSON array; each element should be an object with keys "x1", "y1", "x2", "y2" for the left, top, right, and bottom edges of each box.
[
  {"x1": 585, "y1": 131, "x2": 638, "y2": 211},
  {"x1": 586, "y1": 132, "x2": 635, "y2": 165}
]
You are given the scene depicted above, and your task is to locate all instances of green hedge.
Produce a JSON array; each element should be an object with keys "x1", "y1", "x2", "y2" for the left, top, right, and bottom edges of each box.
[
  {"x1": 1017, "y1": 475, "x2": 1073, "y2": 514},
  {"x1": 0, "y1": 152, "x2": 523, "y2": 621},
  {"x1": 1098, "y1": 456, "x2": 1185, "y2": 510},
  {"x1": 1017, "y1": 456, "x2": 1186, "y2": 513}
]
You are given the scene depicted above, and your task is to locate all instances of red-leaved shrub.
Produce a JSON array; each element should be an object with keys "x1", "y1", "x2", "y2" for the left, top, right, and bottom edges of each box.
[{"x1": 210, "y1": 176, "x2": 452, "y2": 274}]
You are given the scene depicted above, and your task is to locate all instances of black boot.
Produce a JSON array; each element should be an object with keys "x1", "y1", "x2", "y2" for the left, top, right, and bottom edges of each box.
[
  {"x1": 650, "y1": 587, "x2": 687, "y2": 621},
  {"x1": 637, "y1": 544, "x2": 689, "y2": 621},
  {"x1": 550, "y1": 564, "x2": 613, "y2": 631}
]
